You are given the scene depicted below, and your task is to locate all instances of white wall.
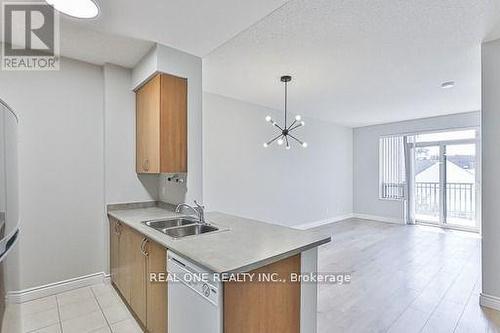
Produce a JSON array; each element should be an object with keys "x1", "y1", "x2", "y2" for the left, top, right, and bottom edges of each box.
[
  {"x1": 203, "y1": 93, "x2": 353, "y2": 227},
  {"x1": 104, "y1": 64, "x2": 158, "y2": 204},
  {"x1": 0, "y1": 40, "x2": 203, "y2": 290},
  {"x1": 0, "y1": 107, "x2": 5, "y2": 215},
  {"x1": 132, "y1": 44, "x2": 204, "y2": 205},
  {"x1": 353, "y1": 111, "x2": 480, "y2": 222},
  {"x1": 131, "y1": 46, "x2": 157, "y2": 90},
  {"x1": 481, "y1": 39, "x2": 500, "y2": 305},
  {"x1": 0, "y1": 57, "x2": 106, "y2": 290}
]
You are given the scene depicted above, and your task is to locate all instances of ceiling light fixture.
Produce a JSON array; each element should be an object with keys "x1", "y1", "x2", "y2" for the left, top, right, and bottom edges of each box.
[
  {"x1": 263, "y1": 76, "x2": 307, "y2": 150},
  {"x1": 45, "y1": 0, "x2": 99, "y2": 19},
  {"x1": 441, "y1": 81, "x2": 455, "y2": 89}
]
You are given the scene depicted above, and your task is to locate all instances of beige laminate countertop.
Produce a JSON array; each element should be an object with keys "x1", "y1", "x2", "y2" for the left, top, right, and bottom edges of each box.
[{"x1": 108, "y1": 206, "x2": 331, "y2": 273}]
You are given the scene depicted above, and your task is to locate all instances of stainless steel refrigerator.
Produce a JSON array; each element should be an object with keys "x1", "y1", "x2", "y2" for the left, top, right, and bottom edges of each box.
[{"x1": 0, "y1": 99, "x2": 20, "y2": 332}]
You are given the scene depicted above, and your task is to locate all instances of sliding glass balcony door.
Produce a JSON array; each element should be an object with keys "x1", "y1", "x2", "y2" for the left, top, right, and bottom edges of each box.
[
  {"x1": 444, "y1": 143, "x2": 477, "y2": 229},
  {"x1": 412, "y1": 129, "x2": 479, "y2": 231},
  {"x1": 414, "y1": 145, "x2": 442, "y2": 224}
]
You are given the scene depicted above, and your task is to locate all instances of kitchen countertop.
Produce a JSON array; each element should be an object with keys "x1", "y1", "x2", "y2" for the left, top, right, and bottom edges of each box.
[{"x1": 108, "y1": 206, "x2": 331, "y2": 273}]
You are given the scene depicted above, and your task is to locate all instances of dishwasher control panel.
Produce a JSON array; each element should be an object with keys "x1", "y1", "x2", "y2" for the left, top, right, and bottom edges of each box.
[{"x1": 167, "y1": 252, "x2": 220, "y2": 306}]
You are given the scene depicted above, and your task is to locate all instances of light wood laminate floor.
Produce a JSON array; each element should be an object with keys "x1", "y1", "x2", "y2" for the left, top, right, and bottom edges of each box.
[{"x1": 313, "y1": 218, "x2": 500, "y2": 333}]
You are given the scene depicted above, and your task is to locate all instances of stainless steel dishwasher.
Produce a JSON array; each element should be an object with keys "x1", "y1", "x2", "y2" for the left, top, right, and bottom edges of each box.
[{"x1": 167, "y1": 251, "x2": 223, "y2": 333}]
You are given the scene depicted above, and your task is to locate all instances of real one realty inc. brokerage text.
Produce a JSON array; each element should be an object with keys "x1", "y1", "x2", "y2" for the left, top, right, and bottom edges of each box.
[{"x1": 149, "y1": 272, "x2": 352, "y2": 285}]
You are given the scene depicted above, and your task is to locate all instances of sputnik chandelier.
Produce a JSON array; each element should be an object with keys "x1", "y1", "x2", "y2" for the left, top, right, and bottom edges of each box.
[{"x1": 263, "y1": 75, "x2": 307, "y2": 149}]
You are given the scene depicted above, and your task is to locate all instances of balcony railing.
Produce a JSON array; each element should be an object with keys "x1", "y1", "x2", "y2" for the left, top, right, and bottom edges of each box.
[{"x1": 415, "y1": 182, "x2": 475, "y2": 220}]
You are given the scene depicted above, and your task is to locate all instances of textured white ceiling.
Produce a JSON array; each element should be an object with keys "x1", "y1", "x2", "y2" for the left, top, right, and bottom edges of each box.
[
  {"x1": 59, "y1": 21, "x2": 154, "y2": 68},
  {"x1": 0, "y1": 0, "x2": 154, "y2": 67},
  {"x1": 65, "y1": 0, "x2": 289, "y2": 57},
  {"x1": 1, "y1": 0, "x2": 499, "y2": 126},
  {"x1": 204, "y1": 0, "x2": 500, "y2": 127},
  {"x1": 0, "y1": 0, "x2": 288, "y2": 66}
]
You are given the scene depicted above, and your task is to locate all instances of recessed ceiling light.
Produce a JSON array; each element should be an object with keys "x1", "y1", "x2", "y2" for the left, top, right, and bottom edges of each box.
[
  {"x1": 441, "y1": 81, "x2": 455, "y2": 89},
  {"x1": 45, "y1": 0, "x2": 99, "y2": 19}
]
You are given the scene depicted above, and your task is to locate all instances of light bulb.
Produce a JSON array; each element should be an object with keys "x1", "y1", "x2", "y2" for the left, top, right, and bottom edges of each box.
[
  {"x1": 272, "y1": 121, "x2": 277, "y2": 126},
  {"x1": 441, "y1": 81, "x2": 455, "y2": 89},
  {"x1": 302, "y1": 142, "x2": 308, "y2": 148},
  {"x1": 265, "y1": 115, "x2": 272, "y2": 122},
  {"x1": 295, "y1": 115, "x2": 302, "y2": 121},
  {"x1": 301, "y1": 121, "x2": 305, "y2": 126},
  {"x1": 286, "y1": 145, "x2": 291, "y2": 150},
  {"x1": 263, "y1": 143, "x2": 268, "y2": 148},
  {"x1": 277, "y1": 138, "x2": 284, "y2": 145},
  {"x1": 46, "y1": 0, "x2": 99, "y2": 19}
]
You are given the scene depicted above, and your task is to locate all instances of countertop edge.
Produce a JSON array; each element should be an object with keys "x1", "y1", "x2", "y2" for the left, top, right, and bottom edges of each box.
[
  {"x1": 223, "y1": 237, "x2": 331, "y2": 274},
  {"x1": 107, "y1": 210, "x2": 331, "y2": 274}
]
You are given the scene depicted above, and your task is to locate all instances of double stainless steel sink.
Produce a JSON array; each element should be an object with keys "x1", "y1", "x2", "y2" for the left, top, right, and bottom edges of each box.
[{"x1": 143, "y1": 217, "x2": 219, "y2": 239}]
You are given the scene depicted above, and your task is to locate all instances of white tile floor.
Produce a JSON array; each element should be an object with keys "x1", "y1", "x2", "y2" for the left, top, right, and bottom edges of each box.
[{"x1": 3, "y1": 283, "x2": 142, "y2": 333}]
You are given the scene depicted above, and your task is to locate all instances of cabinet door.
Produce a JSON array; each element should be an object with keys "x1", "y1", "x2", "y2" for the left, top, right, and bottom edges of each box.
[
  {"x1": 224, "y1": 254, "x2": 301, "y2": 333},
  {"x1": 136, "y1": 74, "x2": 161, "y2": 173},
  {"x1": 146, "y1": 240, "x2": 167, "y2": 333},
  {"x1": 129, "y1": 231, "x2": 148, "y2": 326},
  {"x1": 117, "y1": 225, "x2": 131, "y2": 302},
  {"x1": 160, "y1": 74, "x2": 187, "y2": 173},
  {"x1": 109, "y1": 218, "x2": 120, "y2": 288}
]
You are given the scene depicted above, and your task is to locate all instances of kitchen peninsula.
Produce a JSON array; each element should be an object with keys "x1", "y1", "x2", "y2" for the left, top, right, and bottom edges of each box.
[{"x1": 107, "y1": 202, "x2": 331, "y2": 333}]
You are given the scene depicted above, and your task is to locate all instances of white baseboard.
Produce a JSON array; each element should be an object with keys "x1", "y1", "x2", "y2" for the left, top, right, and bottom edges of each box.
[
  {"x1": 6, "y1": 272, "x2": 110, "y2": 304},
  {"x1": 480, "y1": 293, "x2": 500, "y2": 311},
  {"x1": 293, "y1": 213, "x2": 405, "y2": 230},
  {"x1": 293, "y1": 214, "x2": 354, "y2": 230},
  {"x1": 353, "y1": 213, "x2": 404, "y2": 224}
]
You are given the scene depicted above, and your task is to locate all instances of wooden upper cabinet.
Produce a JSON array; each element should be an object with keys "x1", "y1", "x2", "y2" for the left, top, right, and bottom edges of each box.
[
  {"x1": 136, "y1": 75, "x2": 161, "y2": 173},
  {"x1": 136, "y1": 73, "x2": 187, "y2": 174}
]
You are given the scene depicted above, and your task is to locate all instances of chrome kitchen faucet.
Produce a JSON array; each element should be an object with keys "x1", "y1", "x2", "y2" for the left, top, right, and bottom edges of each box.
[{"x1": 175, "y1": 201, "x2": 206, "y2": 224}]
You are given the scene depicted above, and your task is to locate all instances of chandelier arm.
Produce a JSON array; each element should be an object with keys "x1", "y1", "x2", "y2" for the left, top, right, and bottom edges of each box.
[
  {"x1": 285, "y1": 135, "x2": 290, "y2": 147},
  {"x1": 288, "y1": 123, "x2": 304, "y2": 132},
  {"x1": 266, "y1": 133, "x2": 284, "y2": 146},
  {"x1": 287, "y1": 120, "x2": 297, "y2": 130},
  {"x1": 288, "y1": 134, "x2": 304, "y2": 145},
  {"x1": 272, "y1": 122, "x2": 284, "y2": 131}
]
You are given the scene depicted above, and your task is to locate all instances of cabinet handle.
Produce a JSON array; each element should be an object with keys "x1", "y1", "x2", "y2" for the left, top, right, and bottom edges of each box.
[
  {"x1": 140, "y1": 238, "x2": 149, "y2": 257},
  {"x1": 143, "y1": 159, "x2": 150, "y2": 172},
  {"x1": 140, "y1": 238, "x2": 145, "y2": 253},
  {"x1": 114, "y1": 222, "x2": 121, "y2": 235},
  {"x1": 144, "y1": 239, "x2": 149, "y2": 257}
]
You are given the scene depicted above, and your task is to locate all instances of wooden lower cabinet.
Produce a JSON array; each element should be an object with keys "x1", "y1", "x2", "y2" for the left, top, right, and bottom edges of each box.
[
  {"x1": 109, "y1": 218, "x2": 120, "y2": 288},
  {"x1": 118, "y1": 223, "x2": 131, "y2": 302},
  {"x1": 129, "y1": 231, "x2": 148, "y2": 325},
  {"x1": 146, "y1": 240, "x2": 167, "y2": 333},
  {"x1": 108, "y1": 217, "x2": 167, "y2": 333},
  {"x1": 223, "y1": 254, "x2": 301, "y2": 333},
  {"x1": 110, "y1": 217, "x2": 301, "y2": 333},
  {"x1": 110, "y1": 218, "x2": 130, "y2": 301}
]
